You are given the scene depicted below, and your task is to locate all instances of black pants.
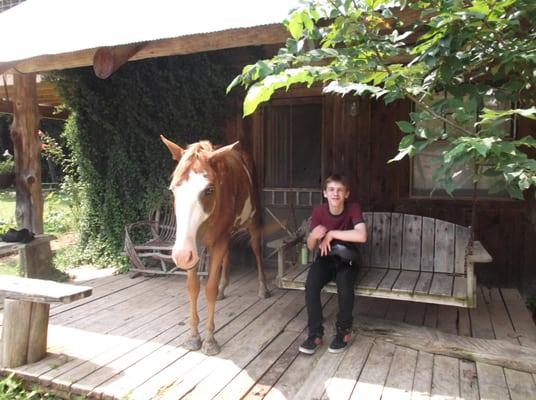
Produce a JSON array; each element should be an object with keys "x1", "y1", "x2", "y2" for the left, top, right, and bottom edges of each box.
[{"x1": 305, "y1": 255, "x2": 357, "y2": 338}]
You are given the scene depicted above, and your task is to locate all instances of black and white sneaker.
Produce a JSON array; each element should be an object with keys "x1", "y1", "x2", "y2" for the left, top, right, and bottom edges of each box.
[
  {"x1": 328, "y1": 330, "x2": 351, "y2": 353},
  {"x1": 299, "y1": 336, "x2": 322, "y2": 354}
]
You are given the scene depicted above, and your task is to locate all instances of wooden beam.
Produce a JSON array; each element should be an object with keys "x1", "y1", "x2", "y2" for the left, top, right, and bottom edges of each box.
[
  {"x1": 0, "y1": 99, "x2": 68, "y2": 120},
  {"x1": 93, "y1": 43, "x2": 145, "y2": 79},
  {"x1": 354, "y1": 315, "x2": 536, "y2": 373},
  {"x1": 5, "y1": 24, "x2": 289, "y2": 74},
  {"x1": 0, "y1": 61, "x2": 19, "y2": 76}
]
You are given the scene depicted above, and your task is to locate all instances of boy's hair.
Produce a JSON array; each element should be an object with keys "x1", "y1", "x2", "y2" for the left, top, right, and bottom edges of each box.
[{"x1": 323, "y1": 174, "x2": 350, "y2": 191}]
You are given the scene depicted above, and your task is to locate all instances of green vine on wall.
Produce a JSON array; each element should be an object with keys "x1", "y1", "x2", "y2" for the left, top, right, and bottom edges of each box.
[{"x1": 52, "y1": 51, "x2": 237, "y2": 267}]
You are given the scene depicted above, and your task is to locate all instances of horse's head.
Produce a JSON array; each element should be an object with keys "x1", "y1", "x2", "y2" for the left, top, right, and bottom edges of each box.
[{"x1": 161, "y1": 135, "x2": 239, "y2": 270}]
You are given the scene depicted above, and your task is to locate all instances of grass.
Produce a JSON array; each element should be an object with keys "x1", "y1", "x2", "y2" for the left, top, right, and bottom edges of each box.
[
  {"x1": 0, "y1": 190, "x2": 16, "y2": 227},
  {"x1": 0, "y1": 188, "x2": 76, "y2": 277}
]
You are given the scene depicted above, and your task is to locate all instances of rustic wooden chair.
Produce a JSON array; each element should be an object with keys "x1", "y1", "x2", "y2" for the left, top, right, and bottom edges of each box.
[
  {"x1": 124, "y1": 195, "x2": 209, "y2": 277},
  {"x1": 271, "y1": 212, "x2": 492, "y2": 308}
]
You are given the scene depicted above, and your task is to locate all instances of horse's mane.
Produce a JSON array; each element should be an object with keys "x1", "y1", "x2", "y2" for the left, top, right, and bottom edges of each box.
[{"x1": 170, "y1": 141, "x2": 214, "y2": 187}]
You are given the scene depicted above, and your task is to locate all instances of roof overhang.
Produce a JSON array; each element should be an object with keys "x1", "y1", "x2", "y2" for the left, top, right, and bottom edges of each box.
[{"x1": 0, "y1": 0, "x2": 297, "y2": 75}]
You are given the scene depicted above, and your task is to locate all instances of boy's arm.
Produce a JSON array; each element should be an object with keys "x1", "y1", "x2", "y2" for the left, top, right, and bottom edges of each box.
[
  {"x1": 318, "y1": 223, "x2": 367, "y2": 256},
  {"x1": 325, "y1": 222, "x2": 367, "y2": 244}
]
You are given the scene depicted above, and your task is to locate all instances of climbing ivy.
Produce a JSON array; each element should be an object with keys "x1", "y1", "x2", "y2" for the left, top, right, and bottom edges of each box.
[{"x1": 52, "y1": 51, "x2": 237, "y2": 266}]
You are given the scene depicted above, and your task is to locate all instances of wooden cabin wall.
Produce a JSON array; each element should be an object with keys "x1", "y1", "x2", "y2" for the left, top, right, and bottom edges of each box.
[
  {"x1": 222, "y1": 46, "x2": 535, "y2": 294},
  {"x1": 230, "y1": 91, "x2": 535, "y2": 293}
]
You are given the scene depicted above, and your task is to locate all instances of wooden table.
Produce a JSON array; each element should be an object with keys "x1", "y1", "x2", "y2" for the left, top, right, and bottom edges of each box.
[{"x1": 0, "y1": 275, "x2": 92, "y2": 368}]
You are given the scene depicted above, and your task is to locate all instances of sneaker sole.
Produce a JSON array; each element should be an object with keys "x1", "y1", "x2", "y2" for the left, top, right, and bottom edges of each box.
[
  {"x1": 298, "y1": 346, "x2": 316, "y2": 355},
  {"x1": 328, "y1": 346, "x2": 346, "y2": 354}
]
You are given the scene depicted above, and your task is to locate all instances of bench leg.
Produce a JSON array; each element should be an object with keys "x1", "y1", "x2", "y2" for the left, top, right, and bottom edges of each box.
[{"x1": 1, "y1": 299, "x2": 50, "y2": 368}]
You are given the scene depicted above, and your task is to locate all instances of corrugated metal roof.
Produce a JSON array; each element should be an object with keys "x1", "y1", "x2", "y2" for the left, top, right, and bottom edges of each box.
[{"x1": 0, "y1": 0, "x2": 299, "y2": 63}]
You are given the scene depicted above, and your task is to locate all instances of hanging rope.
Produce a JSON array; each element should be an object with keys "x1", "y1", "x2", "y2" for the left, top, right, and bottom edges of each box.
[{"x1": 464, "y1": 163, "x2": 479, "y2": 275}]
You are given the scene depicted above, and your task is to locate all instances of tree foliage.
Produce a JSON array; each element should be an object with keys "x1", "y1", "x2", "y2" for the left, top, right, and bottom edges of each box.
[{"x1": 229, "y1": 0, "x2": 536, "y2": 199}]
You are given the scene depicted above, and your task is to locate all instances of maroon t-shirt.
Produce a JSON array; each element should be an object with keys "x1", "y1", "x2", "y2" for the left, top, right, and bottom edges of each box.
[{"x1": 310, "y1": 202, "x2": 364, "y2": 231}]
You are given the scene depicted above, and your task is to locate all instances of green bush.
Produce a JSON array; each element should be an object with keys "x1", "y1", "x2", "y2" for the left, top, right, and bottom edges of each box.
[
  {"x1": 0, "y1": 151, "x2": 14, "y2": 174},
  {"x1": 51, "y1": 51, "x2": 237, "y2": 268}
]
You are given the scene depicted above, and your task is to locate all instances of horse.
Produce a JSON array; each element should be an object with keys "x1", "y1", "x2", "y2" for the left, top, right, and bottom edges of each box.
[{"x1": 161, "y1": 135, "x2": 270, "y2": 355}]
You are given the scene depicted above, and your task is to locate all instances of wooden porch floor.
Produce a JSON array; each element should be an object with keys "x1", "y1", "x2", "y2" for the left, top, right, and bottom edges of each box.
[{"x1": 2, "y1": 266, "x2": 536, "y2": 399}]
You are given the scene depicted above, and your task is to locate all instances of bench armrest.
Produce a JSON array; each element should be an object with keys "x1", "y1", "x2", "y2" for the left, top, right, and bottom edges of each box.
[
  {"x1": 267, "y1": 235, "x2": 304, "y2": 282},
  {"x1": 468, "y1": 241, "x2": 493, "y2": 263}
]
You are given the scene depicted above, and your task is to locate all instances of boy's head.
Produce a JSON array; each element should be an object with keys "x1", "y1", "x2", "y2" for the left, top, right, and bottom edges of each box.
[
  {"x1": 323, "y1": 175, "x2": 350, "y2": 207},
  {"x1": 323, "y1": 174, "x2": 350, "y2": 192}
]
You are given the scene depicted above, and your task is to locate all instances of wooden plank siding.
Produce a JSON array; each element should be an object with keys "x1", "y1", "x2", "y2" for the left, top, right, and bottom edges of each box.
[{"x1": 233, "y1": 80, "x2": 536, "y2": 291}]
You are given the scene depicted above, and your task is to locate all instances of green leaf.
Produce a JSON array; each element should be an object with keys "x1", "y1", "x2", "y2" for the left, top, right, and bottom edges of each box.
[
  {"x1": 286, "y1": 11, "x2": 305, "y2": 40},
  {"x1": 399, "y1": 134, "x2": 415, "y2": 149},
  {"x1": 388, "y1": 147, "x2": 412, "y2": 163},
  {"x1": 243, "y1": 83, "x2": 275, "y2": 116},
  {"x1": 396, "y1": 121, "x2": 415, "y2": 133}
]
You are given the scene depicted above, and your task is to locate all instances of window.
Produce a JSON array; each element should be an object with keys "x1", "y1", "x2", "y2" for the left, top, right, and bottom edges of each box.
[
  {"x1": 263, "y1": 101, "x2": 322, "y2": 189},
  {"x1": 411, "y1": 92, "x2": 514, "y2": 198}
]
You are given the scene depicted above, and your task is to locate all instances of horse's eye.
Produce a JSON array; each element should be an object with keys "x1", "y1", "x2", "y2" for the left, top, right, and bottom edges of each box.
[{"x1": 204, "y1": 186, "x2": 215, "y2": 196}]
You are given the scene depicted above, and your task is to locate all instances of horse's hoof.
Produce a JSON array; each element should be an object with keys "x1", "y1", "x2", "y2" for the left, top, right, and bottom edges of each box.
[
  {"x1": 258, "y1": 287, "x2": 271, "y2": 299},
  {"x1": 216, "y1": 290, "x2": 225, "y2": 300},
  {"x1": 184, "y1": 335, "x2": 202, "y2": 351},
  {"x1": 201, "y1": 337, "x2": 221, "y2": 356}
]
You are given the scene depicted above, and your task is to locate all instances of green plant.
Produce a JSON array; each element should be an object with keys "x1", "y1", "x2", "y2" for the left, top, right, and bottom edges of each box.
[
  {"x1": 43, "y1": 191, "x2": 77, "y2": 234},
  {"x1": 0, "y1": 373, "x2": 60, "y2": 399},
  {"x1": 49, "y1": 51, "x2": 238, "y2": 268},
  {"x1": 0, "y1": 150, "x2": 14, "y2": 174},
  {"x1": 229, "y1": 0, "x2": 536, "y2": 200}
]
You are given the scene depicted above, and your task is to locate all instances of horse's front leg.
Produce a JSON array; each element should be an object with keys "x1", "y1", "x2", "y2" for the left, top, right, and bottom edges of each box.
[
  {"x1": 202, "y1": 242, "x2": 226, "y2": 355},
  {"x1": 184, "y1": 268, "x2": 202, "y2": 351},
  {"x1": 248, "y1": 225, "x2": 270, "y2": 298}
]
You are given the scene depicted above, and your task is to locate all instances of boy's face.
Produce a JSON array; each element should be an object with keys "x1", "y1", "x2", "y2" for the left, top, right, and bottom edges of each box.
[{"x1": 323, "y1": 181, "x2": 350, "y2": 208}]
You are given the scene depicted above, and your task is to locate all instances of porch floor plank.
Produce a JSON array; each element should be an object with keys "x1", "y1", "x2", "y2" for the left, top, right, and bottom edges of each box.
[
  {"x1": 501, "y1": 288, "x2": 536, "y2": 347},
  {"x1": 2, "y1": 267, "x2": 536, "y2": 400},
  {"x1": 431, "y1": 355, "x2": 460, "y2": 399},
  {"x1": 410, "y1": 351, "x2": 433, "y2": 400}
]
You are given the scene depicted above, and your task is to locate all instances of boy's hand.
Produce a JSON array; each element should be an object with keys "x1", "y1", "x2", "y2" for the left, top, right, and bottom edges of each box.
[
  {"x1": 318, "y1": 231, "x2": 333, "y2": 256},
  {"x1": 310, "y1": 225, "x2": 327, "y2": 241}
]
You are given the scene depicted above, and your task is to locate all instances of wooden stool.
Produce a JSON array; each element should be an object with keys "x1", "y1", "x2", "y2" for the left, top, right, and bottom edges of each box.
[{"x1": 0, "y1": 275, "x2": 92, "y2": 368}]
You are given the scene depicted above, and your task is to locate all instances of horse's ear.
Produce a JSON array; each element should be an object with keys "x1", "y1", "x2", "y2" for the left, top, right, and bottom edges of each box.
[
  {"x1": 160, "y1": 135, "x2": 184, "y2": 161},
  {"x1": 209, "y1": 141, "x2": 240, "y2": 160}
]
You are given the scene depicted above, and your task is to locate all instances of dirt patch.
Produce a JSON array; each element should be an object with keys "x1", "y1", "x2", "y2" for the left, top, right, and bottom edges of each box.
[{"x1": 50, "y1": 232, "x2": 78, "y2": 251}]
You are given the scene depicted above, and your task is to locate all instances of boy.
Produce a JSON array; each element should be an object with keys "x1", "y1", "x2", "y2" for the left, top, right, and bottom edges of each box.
[{"x1": 299, "y1": 174, "x2": 367, "y2": 354}]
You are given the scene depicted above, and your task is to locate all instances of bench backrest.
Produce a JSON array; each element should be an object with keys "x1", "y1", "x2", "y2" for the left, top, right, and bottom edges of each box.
[
  {"x1": 149, "y1": 197, "x2": 176, "y2": 242},
  {"x1": 360, "y1": 212, "x2": 470, "y2": 275}
]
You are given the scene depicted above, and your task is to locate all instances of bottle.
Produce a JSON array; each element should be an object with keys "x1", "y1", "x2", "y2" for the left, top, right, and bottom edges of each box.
[{"x1": 300, "y1": 242, "x2": 309, "y2": 265}]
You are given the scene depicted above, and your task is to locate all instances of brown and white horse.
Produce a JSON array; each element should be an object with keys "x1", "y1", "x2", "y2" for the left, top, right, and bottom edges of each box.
[{"x1": 161, "y1": 135, "x2": 269, "y2": 355}]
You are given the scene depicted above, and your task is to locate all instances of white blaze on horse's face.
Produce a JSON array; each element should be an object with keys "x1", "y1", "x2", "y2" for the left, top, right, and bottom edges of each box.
[{"x1": 171, "y1": 170, "x2": 210, "y2": 269}]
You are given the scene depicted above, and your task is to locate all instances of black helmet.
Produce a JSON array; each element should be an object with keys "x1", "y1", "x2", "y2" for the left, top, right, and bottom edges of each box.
[{"x1": 328, "y1": 240, "x2": 360, "y2": 263}]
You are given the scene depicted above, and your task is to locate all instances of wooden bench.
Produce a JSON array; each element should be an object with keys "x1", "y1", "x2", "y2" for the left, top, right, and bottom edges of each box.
[
  {"x1": 124, "y1": 196, "x2": 209, "y2": 277},
  {"x1": 272, "y1": 212, "x2": 492, "y2": 308},
  {"x1": 0, "y1": 275, "x2": 92, "y2": 368}
]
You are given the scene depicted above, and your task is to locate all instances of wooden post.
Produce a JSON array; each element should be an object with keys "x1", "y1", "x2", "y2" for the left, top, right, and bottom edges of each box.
[
  {"x1": 1, "y1": 299, "x2": 50, "y2": 368},
  {"x1": 10, "y1": 72, "x2": 53, "y2": 278},
  {"x1": 10, "y1": 72, "x2": 43, "y2": 233}
]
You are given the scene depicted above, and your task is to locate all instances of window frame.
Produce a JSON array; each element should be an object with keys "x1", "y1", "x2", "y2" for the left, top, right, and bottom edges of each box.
[{"x1": 409, "y1": 92, "x2": 517, "y2": 200}]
